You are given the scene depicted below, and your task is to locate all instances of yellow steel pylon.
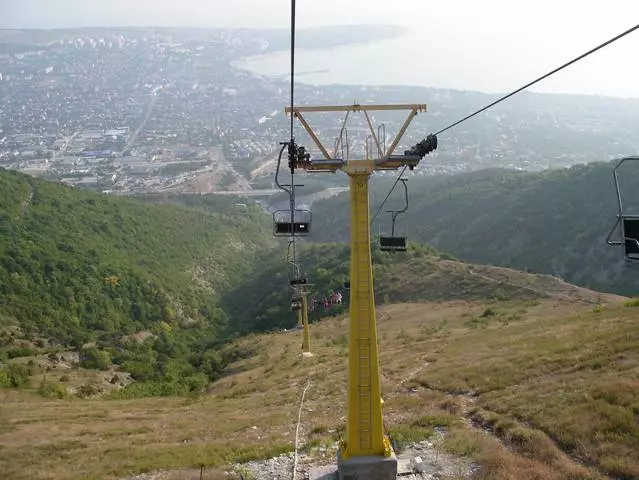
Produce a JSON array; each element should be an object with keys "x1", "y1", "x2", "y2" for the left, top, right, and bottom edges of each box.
[{"x1": 284, "y1": 103, "x2": 428, "y2": 461}]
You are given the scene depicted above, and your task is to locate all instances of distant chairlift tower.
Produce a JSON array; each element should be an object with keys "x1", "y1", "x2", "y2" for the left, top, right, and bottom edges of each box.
[
  {"x1": 290, "y1": 273, "x2": 312, "y2": 356},
  {"x1": 284, "y1": 103, "x2": 437, "y2": 478}
]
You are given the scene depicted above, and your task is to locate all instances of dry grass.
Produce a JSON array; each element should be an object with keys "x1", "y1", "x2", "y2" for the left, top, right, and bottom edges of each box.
[{"x1": 0, "y1": 296, "x2": 636, "y2": 480}]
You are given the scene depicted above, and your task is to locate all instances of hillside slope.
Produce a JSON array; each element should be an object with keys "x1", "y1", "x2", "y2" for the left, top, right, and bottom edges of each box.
[
  {"x1": 0, "y1": 168, "x2": 277, "y2": 390},
  {"x1": 221, "y1": 242, "x2": 623, "y2": 334},
  {"x1": 3, "y1": 168, "x2": 620, "y2": 397},
  {"x1": 2, "y1": 295, "x2": 635, "y2": 480},
  {"x1": 0, "y1": 169, "x2": 276, "y2": 341},
  {"x1": 310, "y1": 161, "x2": 639, "y2": 295}
]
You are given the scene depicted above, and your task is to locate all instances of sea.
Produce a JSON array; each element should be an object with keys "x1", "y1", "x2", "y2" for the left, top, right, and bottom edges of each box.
[{"x1": 233, "y1": 26, "x2": 639, "y2": 99}]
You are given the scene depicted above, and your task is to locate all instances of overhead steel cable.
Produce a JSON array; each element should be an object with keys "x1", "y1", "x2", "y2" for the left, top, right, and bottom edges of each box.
[
  {"x1": 371, "y1": 22, "x2": 639, "y2": 225},
  {"x1": 289, "y1": 0, "x2": 296, "y2": 142},
  {"x1": 435, "y1": 22, "x2": 639, "y2": 136},
  {"x1": 289, "y1": 0, "x2": 298, "y2": 268},
  {"x1": 370, "y1": 165, "x2": 407, "y2": 225}
]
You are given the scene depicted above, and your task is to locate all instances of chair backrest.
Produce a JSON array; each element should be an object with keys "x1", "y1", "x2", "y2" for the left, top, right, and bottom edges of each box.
[
  {"x1": 623, "y1": 218, "x2": 639, "y2": 256},
  {"x1": 379, "y1": 236, "x2": 406, "y2": 251},
  {"x1": 273, "y1": 209, "x2": 312, "y2": 236}
]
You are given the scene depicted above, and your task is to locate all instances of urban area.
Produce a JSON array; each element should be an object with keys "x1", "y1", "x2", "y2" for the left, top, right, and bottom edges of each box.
[{"x1": 2, "y1": 27, "x2": 639, "y2": 196}]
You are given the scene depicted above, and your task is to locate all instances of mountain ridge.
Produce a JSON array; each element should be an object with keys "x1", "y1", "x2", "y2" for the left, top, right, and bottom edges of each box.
[{"x1": 310, "y1": 160, "x2": 639, "y2": 296}]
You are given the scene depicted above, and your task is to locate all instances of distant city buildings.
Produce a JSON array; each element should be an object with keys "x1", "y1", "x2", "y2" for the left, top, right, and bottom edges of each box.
[{"x1": 2, "y1": 28, "x2": 638, "y2": 195}]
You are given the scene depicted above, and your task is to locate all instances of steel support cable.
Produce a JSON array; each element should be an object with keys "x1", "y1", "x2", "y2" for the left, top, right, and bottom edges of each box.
[
  {"x1": 371, "y1": 22, "x2": 639, "y2": 225},
  {"x1": 371, "y1": 165, "x2": 407, "y2": 225},
  {"x1": 275, "y1": 144, "x2": 297, "y2": 273},
  {"x1": 435, "y1": 22, "x2": 639, "y2": 136},
  {"x1": 290, "y1": 0, "x2": 296, "y2": 142},
  {"x1": 287, "y1": 0, "x2": 298, "y2": 270},
  {"x1": 289, "y1": 171, "x2": 296, "y2": 267}
]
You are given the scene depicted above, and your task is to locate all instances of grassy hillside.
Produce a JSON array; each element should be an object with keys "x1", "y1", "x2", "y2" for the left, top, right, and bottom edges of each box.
[
  {"x1": 220, "y1": 241, "x2": 620, "y2": 336},
  {"x1": 310, "y1": 160, "x2": 639, "y2": 295},
  {"x1": 1, "y1": 295, "x2": 635, "y2": 480},
  {"x1": 1, "y1": 167, "x2": 635, "y2": 479},
  {"x1": 4, "y1": 167, "x2": 615, "y2": 398},
  {"x1": 0, "y1": 168, "x2": 276, "y2": 392}
]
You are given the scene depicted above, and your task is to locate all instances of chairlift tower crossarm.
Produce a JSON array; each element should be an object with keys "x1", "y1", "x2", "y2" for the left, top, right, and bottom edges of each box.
[
  {"x1": 286, "y1": 104, "x2": 427, "y2": 163},
  {"x1": 284, "y1": 103, "x2": 432, "y2": 464}
]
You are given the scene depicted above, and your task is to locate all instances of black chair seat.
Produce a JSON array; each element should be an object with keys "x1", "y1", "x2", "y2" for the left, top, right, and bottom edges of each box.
[{"x1": 379, "y1": 236, "x2": 406, "y2": 251}]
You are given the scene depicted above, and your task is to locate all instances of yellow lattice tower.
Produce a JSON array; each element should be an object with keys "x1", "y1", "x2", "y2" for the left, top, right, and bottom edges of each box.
[
  {"x1": 285, "y1": 103, "x2": 435, "y2": 477},
  {"x1": 294, "y1": 286, "x2": 312, "y2": 356}
]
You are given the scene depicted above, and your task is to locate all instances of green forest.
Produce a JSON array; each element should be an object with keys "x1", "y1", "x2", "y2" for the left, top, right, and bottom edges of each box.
[
  {"x1": 310, "y1": 160, "x2": 639, "y2": 295},
  {"x1": 2, "y1": 159, "x2": 637, "y2": 397},
  {"x1": 0, "y1": 169, "x2": 278, "y2": 394},
  {"x1": 220, "y1": 241, "x2": 546, "y2": 336}
]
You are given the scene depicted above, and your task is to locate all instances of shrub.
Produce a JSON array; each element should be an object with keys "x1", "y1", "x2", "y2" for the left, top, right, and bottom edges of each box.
[
  {"x1": 481, "y1": 307, "x2": 496, "y2": 318},
  {"x1": 76, "y1": 383, "x2": 102, "y2": 398},
  {"x1": 80, "y1": 347, "x2": 111, "y2": 370},
  {"x1": 1, "y1": 363, "x2": 32, "y2": 387},
  {"x1": 38, "y1": 381, "x2": 68, "y2": 399}
]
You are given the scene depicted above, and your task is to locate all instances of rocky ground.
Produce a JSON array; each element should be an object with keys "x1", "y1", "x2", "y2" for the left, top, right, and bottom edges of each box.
[{"x1": 230, "y1": 431, "x2": 477, "y2": 480}]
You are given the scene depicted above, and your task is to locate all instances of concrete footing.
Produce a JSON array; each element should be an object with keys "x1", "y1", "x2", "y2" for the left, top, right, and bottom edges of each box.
[
  {"x1": 302, "y1": 351, "x2": 314, "y2": 357},
  {"x1": 337, "y1": 452, "x2": 398, "y2": 480}
]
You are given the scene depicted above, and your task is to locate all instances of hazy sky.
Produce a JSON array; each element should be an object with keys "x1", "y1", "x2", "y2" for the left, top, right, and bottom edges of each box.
[{"x1": 3, "y1": 0, "x2": 639, "y2": 97}]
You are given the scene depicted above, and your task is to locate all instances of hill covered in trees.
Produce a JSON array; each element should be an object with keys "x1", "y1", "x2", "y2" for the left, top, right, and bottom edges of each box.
[
  {"x1": 310, "y1": 160, "x2": 639, "y2": 295},
  {"x1": 2, "y1": 167, "x2": 622, "y2": 398},
  {"x1": 220, "y1": 242, "x2": 621, "y2": 336},
  {"x1": 0, "y1": 168, "x2": 277, "y2": 393}
]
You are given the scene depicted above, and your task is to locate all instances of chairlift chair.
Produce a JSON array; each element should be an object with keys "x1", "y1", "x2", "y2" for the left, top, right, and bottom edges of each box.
[
  {"x1": 273, "y1": 208, "x2": 312, "y2": 236},
  {"x1": 272, "y1": 140, "x2": 314, "y2": 236},
  {"x1": 290, "y1": 276, "x2": 308, "y2": 286},
  {"x1": 606, "y1": 156, "x2": 639, "y2": 261},
  {"x1": 290, "y1": 295, "x2": 303, "y2": 311},
  {"x1": 379, "y1": 178, "x2": 409, "y2": 252},
  {"x1": 379, "y1": 235, "x2": 407, "y2": 252},
  {"x1": 286, "y1": 243, "x2": 310, "y2": 287}
]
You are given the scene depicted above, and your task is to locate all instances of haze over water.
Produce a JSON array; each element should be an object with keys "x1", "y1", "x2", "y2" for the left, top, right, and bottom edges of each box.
[
  {"x1": 235, "y1": 21, "x2": 639, "y2": 99},
  {"x1": 6, "y1": 0, "x2": 639, "y2": 98}
]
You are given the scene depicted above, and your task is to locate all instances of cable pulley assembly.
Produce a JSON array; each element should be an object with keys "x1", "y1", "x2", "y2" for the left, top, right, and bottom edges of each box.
[
  {"x1": 403, "y1": 133, "x2": 438, "y2": 167},
  {"x1": 288, "y1": 141, "x2": 311, "y2": 174}
]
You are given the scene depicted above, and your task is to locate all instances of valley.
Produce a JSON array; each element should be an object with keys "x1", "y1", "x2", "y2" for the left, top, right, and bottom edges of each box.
[
  {"x1": 1, "y1": 164, "x2": 639, "y2": 479},
  {"x1": 311, "y1": 160, "x2": 639, "y2": 296},
  {"x1": 1, "y1": 22, "x2": 639, "y2": 480}
]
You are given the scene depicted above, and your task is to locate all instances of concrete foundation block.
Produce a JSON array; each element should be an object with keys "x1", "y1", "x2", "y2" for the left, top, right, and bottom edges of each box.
[{"x1": 337, "y1": 452, "x2": 398, "y2": 480}]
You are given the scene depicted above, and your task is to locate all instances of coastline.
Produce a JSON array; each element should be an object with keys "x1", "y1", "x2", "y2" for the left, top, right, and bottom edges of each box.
[{"x1": 231, "y1": 24, "x2": 409, "y2": 81}]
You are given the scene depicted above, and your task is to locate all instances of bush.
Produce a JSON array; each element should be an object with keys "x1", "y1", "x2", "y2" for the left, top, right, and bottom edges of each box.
[
  {"x1": 76, "y1": 383, "x2": 102, "y2": 398},
  {"x1": 624, "y1": 298, "x2": 639, "y2": 308},
  {"x1": 0, "y1": 370, "x2": 10, "y2": 388},
  {"x1": 38, "y1": 381, "x2": 68, "y2": 399},
  {"x1": 6, "y1": 345, "x2": 38, "y2": 359},
  {"x1": 80, "y1": 347, "x2": 111, "y2": 370},
  {"x1": 1, "y1": 363, "x2": 32, "y2": 387},
  {"x1": 481, "y1": 307, "x2": 496, "y2": 318}
]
